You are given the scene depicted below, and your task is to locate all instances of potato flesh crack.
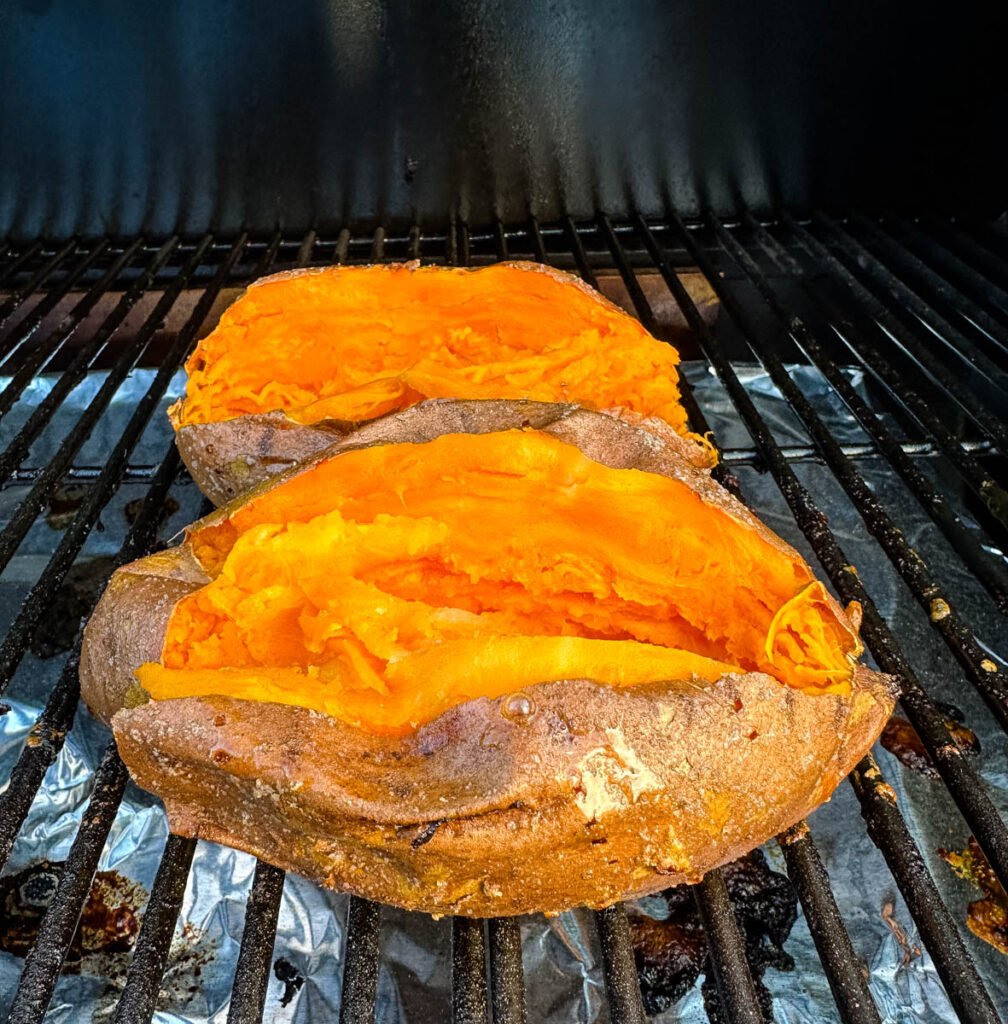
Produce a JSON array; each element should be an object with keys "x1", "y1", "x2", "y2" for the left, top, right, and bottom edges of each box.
[
  {"x1": 137, "y1": 431, "x2": 857, "y2": 735},
  {"x1": 171, "y1": 263, "x2": 694, "y2": 441}
]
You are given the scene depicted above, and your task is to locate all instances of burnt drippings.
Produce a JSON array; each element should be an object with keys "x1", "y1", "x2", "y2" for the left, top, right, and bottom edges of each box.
[
  {"x1": 45, "y1": 482, "x2": 92, "y2": 531},
  {"x1": 627, "y1": 850, "x2": 797, "y2": 1020},
  {"x1": 881, "y1": 702, "x2": 980, "y2": 779},
  {"x1": 274, "y1": 956, "x2": 306, "y2": 1007},
  {"x1": 939, "y1": 836, "x2": 1008, "y2": 956},
  {"x1": 628, "y1": 887, "x2": 705, "y2": 1012},
  {"x1": 29, "y1": 556, "x2": 116, "y2": 659},
  {"x1": 0, "y1": 859, "x2": 145, "y2": 968}
]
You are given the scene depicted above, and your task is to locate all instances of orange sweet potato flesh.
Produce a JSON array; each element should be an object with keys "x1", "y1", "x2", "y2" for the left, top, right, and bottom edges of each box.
[
  {"x1": 137, "y1": 430, "x2": 859, "y2": 736},
  {"x1": 170, "y1": 262, "x2": 702, "y2": 447}
]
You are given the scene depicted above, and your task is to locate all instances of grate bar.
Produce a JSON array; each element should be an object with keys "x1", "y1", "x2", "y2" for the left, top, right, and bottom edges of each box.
[
  {"x1": 371, "y1": 226, "x2": 386, "y2": 261},
  {"x1": 0, "y1": 238, "x2": 141, "y2": 419},
  {"x1": 0, "y1": 239, "x2": 77, "y2": 331},
  {"x1": 694, "y1": 874, "x2": 764, "y2": 1024},
  {"x1": 0, "y1": 237, "x2": 178, "y2": 482},
  {"x1": 705, "y1": 212, "x2": 1008, "y2": 728},
  {"x1": 452, "y1": 918, "x2": 489, "y2": 1024},
  {"x1": 0, "y1": 239, "x2": 232, "y2": 695},
  {"x1": 112, "y1": 834, "x2": 198, "y2": 1024},
  {"x1": 6, "y1": 742, "x2": 129, "y2": 1024},
  {"x1": 0, "y1": 444, "x2": 182, "y2": 872},
  {"x1": 633, "y1": 212, "x2": 1003, "y2": 1011},
  {"x1": 847, "y1": 213, "x2": 1008, "y2": 367},
  {"x1": 0, "y1": 239, "x2": 45, "y2": 292},
  {"x1": 253, "y1": 230, "x2": 284, "y2": 279},
  {"x1": 0, "y1": 234, "x2": 214, "y2": 588},
  {"x1": 779, "y1": 216, "x2": 1008, "y2": 522},
  {"x1": 487, "y1": 918, "x2": 526, "y2": 1024},
  {"x1": 594, "y1": 906, "x2": 646, "y2": 1024},
  {"x1": 296, "y1": 230, "x2": 318, "y2": 268},
  {"x1": 339, "y1": 897, "x2": 381, "y2": 1024},
  {"x1": 334, "y1": 227, "x2": 351, "y2": 266},
  {"x1": 0, "y1": 655, "x2": 80, "y2": 873},
  {"x1": 595, "y1": 214, "x2": 717, "y2": 444},
  {"x1": 926, "y1": 218, "x2": 1008, "y2": 299},
  {"x1": 781, "y1": 214, "x2": 1008, "y2": 450},
  {"x1": 777, "y1": 825, "x2": 882, "y2": 1024},
  {"x1": 0, "y1": 239, "x2": 112, "y2": 373},
  {"x1": 851, "y1": 755, "x2": 1001, "y2": 1024},
  {"x1": 885, "y1": 216, "x2": 1008, "y2": 336},
  {"x1": 527, "y1": 217, "x2": 547, "y2": 263},
  {"x1": 809, "y1": 213, "x2": 1008, "y2": 443},
  {"x1": 826, "y1": 213, "x2": 1008, "y2": 391},
  {"x1": 493, "y1": 219, "x2": 508, "y2": 261},
  {"x1": 738, "y1": 212, "x2": 1008, "y2": 611},
  {"x1": 226, "y1": 862, "x2": 286, "y2": 1024}
]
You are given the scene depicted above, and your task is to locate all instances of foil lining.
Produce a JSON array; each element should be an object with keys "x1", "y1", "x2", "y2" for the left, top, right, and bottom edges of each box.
[{"x1": 0, "y1": 363, "x2": 1005, "y2": 1023}]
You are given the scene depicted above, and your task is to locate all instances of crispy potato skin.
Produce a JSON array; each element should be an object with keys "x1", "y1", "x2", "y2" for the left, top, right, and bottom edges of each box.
[{"x1": 81, "y1": 399, "x2": 897, "y2": 917}]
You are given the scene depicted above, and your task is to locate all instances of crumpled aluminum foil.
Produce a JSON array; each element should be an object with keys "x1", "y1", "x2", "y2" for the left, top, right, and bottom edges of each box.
[{"x1": 1, "y1": 362, "x2": 1005, "y2": 1022}]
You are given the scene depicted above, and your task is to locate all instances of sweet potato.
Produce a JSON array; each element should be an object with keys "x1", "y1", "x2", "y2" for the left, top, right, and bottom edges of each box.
[
  {"x1": 81, "y1": 400, "x2": 895, "y2": 917},
  {"x1": 169, "y1": 262, "x2": 715, "y2": 504}
]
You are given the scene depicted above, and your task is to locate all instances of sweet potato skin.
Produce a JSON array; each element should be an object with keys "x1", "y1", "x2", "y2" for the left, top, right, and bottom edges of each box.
[
  {"x1": 81, "y1": 399, "x2": 897, "y2": 916},
  {"x1": 174, "y1": 414, "x2": 353, "y2": 507},
  {"x1": 112, "y1": 668, "x2": 893, "y2": 918}
]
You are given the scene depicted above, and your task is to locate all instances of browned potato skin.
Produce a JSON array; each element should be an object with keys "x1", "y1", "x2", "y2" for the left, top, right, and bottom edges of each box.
[
  {"x1": 173, "y1": 414, "x2": 354, "y2": 507},
  {"x1": 81, "y1": 399, "x2": 897, "y2": 917},
  {"x1": 174, "y1": 401, "x2": 715, "y2": 507}
]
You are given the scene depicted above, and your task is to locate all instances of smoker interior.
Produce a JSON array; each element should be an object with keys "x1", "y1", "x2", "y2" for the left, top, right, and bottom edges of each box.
[{"x1": 0, "y1": 214, "x2": 1006, "y2": 1024}]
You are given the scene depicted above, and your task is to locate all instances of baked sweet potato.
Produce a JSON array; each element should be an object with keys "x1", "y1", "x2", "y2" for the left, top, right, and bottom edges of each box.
[
  {"x1": 168, "y1": 262, "x2": 715, "y2": 505},
  {"x1": 82, "y1": 399, "x2": 895, "y2": 917}
]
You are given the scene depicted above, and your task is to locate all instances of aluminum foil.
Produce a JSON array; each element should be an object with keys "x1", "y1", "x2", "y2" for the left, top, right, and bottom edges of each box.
[{"x1": 1, "y1": 362, "x2": 1006, "y2": 1023}]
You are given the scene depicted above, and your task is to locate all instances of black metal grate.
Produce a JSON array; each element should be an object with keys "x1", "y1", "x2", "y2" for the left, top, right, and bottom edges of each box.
[{"x1": 0, "y1": 214, "x2": 1005, "y2": 1023}]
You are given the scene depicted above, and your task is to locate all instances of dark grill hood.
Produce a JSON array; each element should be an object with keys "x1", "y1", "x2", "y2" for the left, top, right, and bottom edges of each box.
[{"x1": 0, "y1": 0, "x2": 1005, "y2": 240}]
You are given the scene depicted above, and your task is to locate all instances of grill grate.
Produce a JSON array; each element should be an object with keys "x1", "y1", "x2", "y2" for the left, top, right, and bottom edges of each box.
[{"x1": 0, "y1": 214, "x2": 1005, "y2": 1023}]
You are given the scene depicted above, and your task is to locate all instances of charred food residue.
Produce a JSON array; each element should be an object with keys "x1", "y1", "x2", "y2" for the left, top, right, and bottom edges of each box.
[
  {"x1": 0, "y1": 859, "x2": 144, "y2": 967},
  {"x1": 939, "y1": 836, "x2": 1008, "y2": 956},
  {"x1": 274, "y1": 956, "x2": 306, "y2": 1007},
  {"x1": 881, "y1": 702, "x2": 979, "y2": 779},
  {"x1": 627, "y1": 850, "x2": 797, "y2": 1020}
]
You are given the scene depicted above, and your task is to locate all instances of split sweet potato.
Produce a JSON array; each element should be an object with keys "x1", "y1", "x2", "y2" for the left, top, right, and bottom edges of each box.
[
  {"x1": 81, "y1": 400, "x2": 895, "y2": 917},
  {"x1": 169, "y1": 262, "x2": 714, "y2": 504}
]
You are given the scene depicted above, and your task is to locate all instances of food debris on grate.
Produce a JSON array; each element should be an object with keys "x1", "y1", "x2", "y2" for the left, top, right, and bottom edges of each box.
[
  {"x1": 0, "y1": 860, "x2": 145, "y2": 965},
  {"x1": 881, "y1": 703, "x2": 982, "y2": 779},
  {"x1": 940, "y1": 837, "x2": 1008, "y2": 955},
  {"x1": 273, "y1": 956, "x2": 306, "y2": 1008},
  {"x1": 628, "y1": 850, "x2": 797, "y2": 1020}
]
